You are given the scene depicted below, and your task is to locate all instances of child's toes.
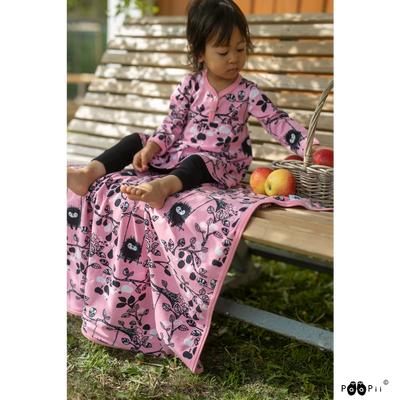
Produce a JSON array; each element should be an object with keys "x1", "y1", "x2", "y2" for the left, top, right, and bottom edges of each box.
[
  {"x1": 121, "y1": 185, "x2": 135, "y2": 194},
  {"x1": 135, "y1": 189, "x2": 146, "y2": 197}
]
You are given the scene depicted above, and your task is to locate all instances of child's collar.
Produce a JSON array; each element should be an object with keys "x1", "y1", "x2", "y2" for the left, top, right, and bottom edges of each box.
[{"x1": 202, "y1": 69, "x2": 242, "y2": 95}]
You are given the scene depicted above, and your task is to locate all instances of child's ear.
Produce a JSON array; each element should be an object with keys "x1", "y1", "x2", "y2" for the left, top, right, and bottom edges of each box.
[{"x1": 190, "y1": 45, "x2": 204, "y2": 62}]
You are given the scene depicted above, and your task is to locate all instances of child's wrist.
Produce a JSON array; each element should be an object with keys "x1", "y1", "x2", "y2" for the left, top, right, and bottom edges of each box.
[{"x1": 146, "y1": 140, "x2": 162, "y2": 154}]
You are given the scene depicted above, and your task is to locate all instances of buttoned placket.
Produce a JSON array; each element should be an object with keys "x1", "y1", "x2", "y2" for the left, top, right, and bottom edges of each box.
[
  {"x1": 202, "y1": 69, "x2": 242, "y2": 125},
  {"x1": 209, "y1": 95, "x2": 219, "y2": 124}
]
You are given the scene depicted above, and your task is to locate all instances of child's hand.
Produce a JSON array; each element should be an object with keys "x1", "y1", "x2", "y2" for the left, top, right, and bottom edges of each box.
[{"x1": 133, "y1": 141, "x2": 161, "y2": 172}]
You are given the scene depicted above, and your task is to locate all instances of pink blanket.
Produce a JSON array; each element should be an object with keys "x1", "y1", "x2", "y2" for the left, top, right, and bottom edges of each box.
[{"x1": 67, "y1": 166, "x2": 332, "y2": 373}]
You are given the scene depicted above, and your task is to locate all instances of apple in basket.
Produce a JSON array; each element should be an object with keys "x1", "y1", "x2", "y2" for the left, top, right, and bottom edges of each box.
[
  {"x1": 313, "y1": 149, "x2": 334, "y2": 167},
  {"x1": 284, "y1": 154, "x2": 303, "y2": 161},
  {"x1": 265, "y1": 169, "x2": 296, "y2": 197},
  {"x1": 249, "y1": 167, "x2": 273, "y2": 194}
]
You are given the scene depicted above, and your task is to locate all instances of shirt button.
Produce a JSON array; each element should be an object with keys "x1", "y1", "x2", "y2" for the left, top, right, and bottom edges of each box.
[
  {"x1": 214, "y1": 96, "x2": 218, "y2": 101},
  {"x1": 211, "y1": 109, "x2": 215, "y2": 112}
]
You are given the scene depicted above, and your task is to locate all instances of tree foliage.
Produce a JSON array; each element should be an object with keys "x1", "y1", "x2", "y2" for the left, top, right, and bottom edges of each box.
[
  {"x1": 67, "y1": 0, "x2": 159, "y2": 21},
  {"x1": 67, "y1": 0, "x2": 108, "y2": 22},
  {"x1": 115, "y1": 0, "x2": 159, "y2": 17}
]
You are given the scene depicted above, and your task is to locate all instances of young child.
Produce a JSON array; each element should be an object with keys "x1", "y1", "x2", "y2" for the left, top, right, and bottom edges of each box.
[{"x1": 67, "y1": 0, "x2": 329, "y2": 209}]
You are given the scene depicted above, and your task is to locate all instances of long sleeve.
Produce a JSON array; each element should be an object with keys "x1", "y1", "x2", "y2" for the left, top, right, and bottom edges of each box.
[
  {"x1": 247, "y1": 86, "x2": 319, "y2": 158},
  {"x1": 147, "y1": 74, "x2": 195, "y2": 156}
]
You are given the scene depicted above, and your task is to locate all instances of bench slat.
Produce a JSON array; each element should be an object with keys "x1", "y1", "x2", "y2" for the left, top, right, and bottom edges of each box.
[
  {"x1": 247, "y1": 13, "x2": 333, "y2": 24},
  {"x1": 248, "y1": 110, "x2": 333, "y2": 131},
  {"x1": 276, "y1": 205, "x2": 333, "y2": 221},
  {"x1": 242, "y1": 73, "x2": 333, "y2": 92},
  {"x1": 248, "y1": 159, "x2": 272, "y2": 172},
  {"x1": 254, "y1": 208, "x2": 333, "y2": 234},
  {"x1": 116, "y1": 24, "x2": 187, "y2": 38},
  {"x1": 95, "y1": 65, "x2": 188, "y2": 83},
  {"x1": 89, "y1": 78, "x2": 178, "y2": 98},
  {"x1": 67, "y1": 73, "x2": 97, "y2": 83},
  {"x1": 124, "y1": 15, "x2": 188, "y2": 25},
  {"x1": 246, "y1": 56, "x2": 332, "y2": 74},
  {"x1": 67, "y1": 144, "x2": 103, "y2": 158},
  {"x1": 74, "y1": 105, "x2": 165, "y2": 128},
  {"x1": 242, "y1": 214, "x2": 333, "y2": 261},
  {"x1": 116, "y1": 23, "x2": 333, "y2": 40},
  {"x1": 83, "y1": 92, "x2": 170, "y2": 114},
  {"x1": 101, "y1": 51, "x2": 333, "y2": 75},
  {"x1": 108, "y1": 37, "x2": 188, "y2": 52},
  {"x1": 250, "y1": 23, "x2": 333, "y2": 39},
  {"x1": 68, "y1": 119, "x2": 153, "y2": 139},
  {"x1": 68, "y1": 131, "x2": 123, "y2": 149},
  {"x1": 67, "y1": 153, "x2": 93, "y2": 165},
  {"x1": 253, "y1": 206, "x2": 336, "y2": 227},
  {"x1": 100, "y1": 51, "x2": 188, "y2": 69},
  {"x1": 67, "y1": 144, "x2": 134, "y2": 170},
  {"x1": 252, "y1": 41, "x2": 333, "y2": 57},
  {"x1": 123, "y1": 13, "x2": 333, "y2": 25},
  {"x1": 108, "y1": 37, "x2": 333, "y2": 57},
  {"x1": 252, "y1": 143, "x2": 293, "y2": 161}
]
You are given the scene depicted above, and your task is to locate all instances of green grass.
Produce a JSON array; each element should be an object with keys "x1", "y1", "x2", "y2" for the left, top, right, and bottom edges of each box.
[{"x1": 67, "y1": 257, "x2": 333, "y2": 399}]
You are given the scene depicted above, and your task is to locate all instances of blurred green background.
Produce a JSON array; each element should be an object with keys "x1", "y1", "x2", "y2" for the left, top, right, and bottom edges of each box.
[{"x1": 67, "y1": 0, "x2": 108, "y2": 101}]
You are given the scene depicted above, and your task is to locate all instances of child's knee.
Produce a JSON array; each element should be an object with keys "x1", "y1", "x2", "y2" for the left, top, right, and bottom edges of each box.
[{"x1": 123, "y1": 133, "x2": 144, "y2": 150}]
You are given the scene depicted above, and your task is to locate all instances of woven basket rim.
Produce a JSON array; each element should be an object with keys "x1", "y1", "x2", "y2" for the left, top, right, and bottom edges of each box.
[{"x1": 271, "y1": 159, "x2": 334, "y2": 176}]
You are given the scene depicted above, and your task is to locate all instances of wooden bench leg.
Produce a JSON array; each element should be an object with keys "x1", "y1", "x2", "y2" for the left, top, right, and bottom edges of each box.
[{"x1": 214, "y1": 297, "x2": 333, "y2": 351}]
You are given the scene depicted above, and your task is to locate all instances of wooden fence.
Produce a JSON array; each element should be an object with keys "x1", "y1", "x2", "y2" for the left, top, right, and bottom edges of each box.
[{"x1": 157, "y1": 0, "x2": 333, "y2": 16}]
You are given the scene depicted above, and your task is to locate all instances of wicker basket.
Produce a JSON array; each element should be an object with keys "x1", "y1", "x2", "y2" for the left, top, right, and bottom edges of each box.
[{"x1": 270, "y1": 80, "x2": 334, "y2": 208}]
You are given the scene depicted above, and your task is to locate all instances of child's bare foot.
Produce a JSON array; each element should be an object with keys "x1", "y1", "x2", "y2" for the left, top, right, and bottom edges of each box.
[
  {"x1": 120, "y1": 175, "x2": 183, "y2": 209},
  {"x1": 67, "y1": 161, "x2": 106, "y2": 196}
]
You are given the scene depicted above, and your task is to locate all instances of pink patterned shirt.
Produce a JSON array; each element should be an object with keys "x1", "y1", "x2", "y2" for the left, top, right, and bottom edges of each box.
[{"x1": 148, "y1": 69, "x2": 319, "y2": 189}]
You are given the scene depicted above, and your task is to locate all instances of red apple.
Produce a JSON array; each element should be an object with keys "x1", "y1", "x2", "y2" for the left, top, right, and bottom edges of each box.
[
  {"x1": 284, "y1": 154, "x2": 303, "y2": 161},
  {"x1": 250, "y1": 167, "x2": 273, "y2": 194},
  {"x1": 313, "y1": 149, "x2": 334, "y2": 167},
  {"x1": 265, "y1": 169, "x2": 296, "y2": 197}
]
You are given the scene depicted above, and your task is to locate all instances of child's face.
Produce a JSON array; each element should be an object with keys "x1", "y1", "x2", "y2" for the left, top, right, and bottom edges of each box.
[{"x1": 198, "y1": 26, "x2": 247, "y2": 91}]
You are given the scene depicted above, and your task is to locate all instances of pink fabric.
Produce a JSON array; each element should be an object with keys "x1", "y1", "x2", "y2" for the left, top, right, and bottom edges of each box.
[
  {"x1": 146, "y1": 70, "x2": 319, "y2": 189},
  {"x1": 67, "y1": 166, "x2": 332, "y2": 373}
]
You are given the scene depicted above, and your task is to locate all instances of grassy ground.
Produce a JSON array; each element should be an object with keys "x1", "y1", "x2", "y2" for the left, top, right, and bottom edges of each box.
[{"x1": 67, "y1": 256, "x2": 333, "y2": 399}]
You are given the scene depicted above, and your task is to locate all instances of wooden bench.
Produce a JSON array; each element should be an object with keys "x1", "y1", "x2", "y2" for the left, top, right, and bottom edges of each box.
[{"x1": 67, "y1": 12, "x2": 334, "y2": 351}]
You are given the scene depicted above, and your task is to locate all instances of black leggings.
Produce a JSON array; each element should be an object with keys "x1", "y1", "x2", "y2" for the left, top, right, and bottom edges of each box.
[{"x1": 93, "y1": 133, "x2": 215, "y2": 191}]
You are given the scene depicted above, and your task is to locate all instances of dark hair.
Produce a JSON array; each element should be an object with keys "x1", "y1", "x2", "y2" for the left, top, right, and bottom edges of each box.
[{"x1": 186, "y1": 0, "x2": 254, "y2": 72}]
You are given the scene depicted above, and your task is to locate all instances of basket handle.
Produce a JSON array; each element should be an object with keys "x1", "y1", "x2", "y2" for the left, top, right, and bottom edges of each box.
[{"x1": 302, "y1": 80, "x2": 334, "y2": 170}]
